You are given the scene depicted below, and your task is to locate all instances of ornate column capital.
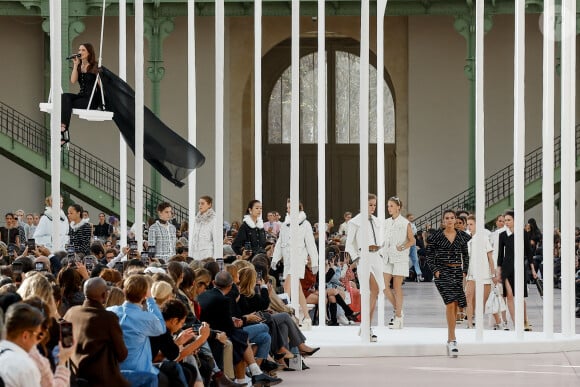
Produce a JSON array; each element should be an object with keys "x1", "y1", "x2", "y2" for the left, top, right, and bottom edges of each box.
[{"x1": 144, "y1": 16, "x2": 175, "y2": 84}]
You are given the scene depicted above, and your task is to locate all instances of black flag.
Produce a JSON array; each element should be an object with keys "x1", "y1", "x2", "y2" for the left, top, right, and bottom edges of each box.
[{"x1": 99, "y1": 66, "x2": 205, "y2": 187}]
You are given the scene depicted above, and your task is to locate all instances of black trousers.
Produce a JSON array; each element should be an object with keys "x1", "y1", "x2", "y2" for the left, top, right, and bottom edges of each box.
[{"x1": 61, "y1": 93, "x2": 98, "y2": 129}]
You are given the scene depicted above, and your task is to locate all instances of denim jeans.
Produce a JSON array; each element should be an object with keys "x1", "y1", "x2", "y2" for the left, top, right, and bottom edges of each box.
[
  {"x1": 409, "y1": 245, "x2": 422, "y2": 276},
  {"x1": 243, "y1": 323, "x2": 271, "y2": 360}
]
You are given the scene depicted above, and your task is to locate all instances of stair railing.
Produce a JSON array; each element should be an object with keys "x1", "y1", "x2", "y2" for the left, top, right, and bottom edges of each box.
[{"x1": 0, "y1": 101, "x2": 189, "y2": 223}]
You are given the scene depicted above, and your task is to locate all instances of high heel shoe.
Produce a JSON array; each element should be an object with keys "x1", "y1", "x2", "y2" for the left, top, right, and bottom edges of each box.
[
  {"x1": 299, "y1": 347, "x2": 320, "y2": 357},
  {"x1": 347, "y1": 311, "x2": 361, "y2": 322}
]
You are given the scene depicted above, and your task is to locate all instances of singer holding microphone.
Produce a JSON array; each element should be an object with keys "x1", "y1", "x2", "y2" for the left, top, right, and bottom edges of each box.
[{"x1": 61, "y1": 43, "x2": 102, "y2": 146}]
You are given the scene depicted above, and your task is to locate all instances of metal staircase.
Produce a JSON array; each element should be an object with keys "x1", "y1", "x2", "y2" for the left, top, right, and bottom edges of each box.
[
  {"x1": 0, "y1": 101, "x2": 189, "y2": 223},
  {"x1": 414, "y1": 125, "x2": 580, "y2": 231}
]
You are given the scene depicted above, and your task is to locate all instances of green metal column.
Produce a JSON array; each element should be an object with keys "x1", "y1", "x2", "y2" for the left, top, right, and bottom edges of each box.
[
  {"x1": 144, "y1": 15, "x2": 175, "y2": 215},
  {"x1": 454, "y1": 12, "x2": 493, "y2": 197}
]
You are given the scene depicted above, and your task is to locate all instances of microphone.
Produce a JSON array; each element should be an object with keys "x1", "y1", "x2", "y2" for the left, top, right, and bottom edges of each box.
[{"x1": 66, "y1": 53, "x2": 81, "y2": 60}]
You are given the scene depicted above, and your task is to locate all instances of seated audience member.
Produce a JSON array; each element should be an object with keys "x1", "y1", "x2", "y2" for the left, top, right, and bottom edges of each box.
[
  {"x1": 0, "y1": 303, "x2": 44, "y2": 386},
  {"x1": 152, "y1": 299, "x2": 211, "y2": 387},
  {"x1": 22, "y1": 297, "x2": 72, "y2": 387},
  {"x1": 63, "y1": 277, "x2": 129, "y2": 386},
  {"x1": 198, "y1": 271, "x2": 282, "y2": 386},
  {"x1": 107, "y1": 274, "x2": 168, "y2": 384}
]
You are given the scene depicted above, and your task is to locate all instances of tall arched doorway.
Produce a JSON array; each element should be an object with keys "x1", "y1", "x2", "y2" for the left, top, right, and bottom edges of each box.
[{"x1": 262, "y1": 38, "x2": 397, "y2": 224}]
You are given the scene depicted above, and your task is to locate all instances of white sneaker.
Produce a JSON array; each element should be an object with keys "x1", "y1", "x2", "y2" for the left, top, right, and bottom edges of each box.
[
  {"x1": 389, "y1": 316, "x2": 404, "y2": 329},
  {"x1": 300, "y1": 318, "x2": 312, "y2": 331},
  {"x1": 447, "y1": 341, "x2": 458, "y2": 358}
]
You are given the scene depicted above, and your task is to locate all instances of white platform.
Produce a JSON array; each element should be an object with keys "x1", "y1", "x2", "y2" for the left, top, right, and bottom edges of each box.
[{"x1": 302, "y1": 326, "x2": 580, "y2": 357}]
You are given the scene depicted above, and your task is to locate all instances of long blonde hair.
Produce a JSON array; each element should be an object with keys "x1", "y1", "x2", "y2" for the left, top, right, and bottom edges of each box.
[
  {"x1": 238, "y1": 267, "x2": 257, "y2": 297},
  {"x1": 17, "y1": 273, "x2": 59, "y2": 318}
]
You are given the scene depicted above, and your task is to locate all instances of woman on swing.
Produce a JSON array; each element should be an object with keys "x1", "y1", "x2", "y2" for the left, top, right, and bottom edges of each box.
[{"x1": 61, "y1": 43, "x2": 102, "y2": 146}]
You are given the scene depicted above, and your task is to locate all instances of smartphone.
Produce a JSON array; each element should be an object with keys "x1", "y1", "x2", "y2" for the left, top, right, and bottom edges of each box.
[
  {"x1": 327, "y1": 251, "x2": 335, "y2": 261},
  {"x1": 141, "y1": 252, "x2": 149, "y2": 265},
  {"x1": 147, "y1": 245, "x2": 156, "y2": 258},
  {"x1": 216, "y1": 257, "x2": 224, "y2": 271},
  {"x1": 7, "y1": 244, "x2": 14, "y2": 255},
  {"x1": 84, "y1": 256, "x2": 95, "y2": 272},
  {"x1": 12, "y1": 261, "x2": 23, "y2": 273},
  {"x1": 257, "y1": 270, "x2": 263, "y2": 282},
  {"x1": 66, "y1": 244, "x2": 75, "y2": 259},
  {"x1": 27, "y1": 239, "x2": 36, "y2": 251},
  {"x1": 35, "y1": 262, "x2": 46, "y2": 271},
  {"x1": 114, "y1": 261, "x2": 124, "y2": 273},
  {"x1": 243, "y1": 242, "x2": 252, "y2": 254},
  {"x1": 60, "y1": 321, "x2": 74, "y2": 348}
]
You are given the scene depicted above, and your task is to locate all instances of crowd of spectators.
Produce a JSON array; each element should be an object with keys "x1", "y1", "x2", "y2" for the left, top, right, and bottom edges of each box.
[{"x1": 0, "y1": 197, "x2": 579, "y2": 385}]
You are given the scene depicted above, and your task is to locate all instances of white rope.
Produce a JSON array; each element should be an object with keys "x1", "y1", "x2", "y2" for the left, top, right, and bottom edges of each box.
[{"x1": 85, "y1": 0, "x2": 108, "y2": 111}]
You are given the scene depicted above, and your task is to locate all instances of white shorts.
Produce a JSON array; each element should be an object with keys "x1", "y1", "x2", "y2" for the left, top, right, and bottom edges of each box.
[{"x1": 383, "y1": 261, "x2": 409, "y2": 277}]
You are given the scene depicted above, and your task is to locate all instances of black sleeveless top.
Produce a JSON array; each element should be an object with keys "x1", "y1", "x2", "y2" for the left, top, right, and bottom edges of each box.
[{"x1": 78, "y1": 69, "x2": 102, "y2": 108}]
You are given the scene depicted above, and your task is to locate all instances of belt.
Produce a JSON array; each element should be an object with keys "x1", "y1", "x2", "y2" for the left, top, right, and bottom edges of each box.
[
  {"x1": 443, "y1": 263, "x2": 462, "y2": 268},
  {"x1": 368, "y1": 246, "x2": 380, "y2": 252}
]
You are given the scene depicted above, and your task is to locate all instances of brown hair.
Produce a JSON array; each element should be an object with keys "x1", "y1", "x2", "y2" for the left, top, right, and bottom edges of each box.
[
  {"x1": 200, "y1": 196, "x2": 213, "y2": 206},
  {"x1": 123, "y1": 274, "x2": 149, "y2": 303},
  {"x1": 237, "y1": 267, "x2": 256, "y2": 297}
]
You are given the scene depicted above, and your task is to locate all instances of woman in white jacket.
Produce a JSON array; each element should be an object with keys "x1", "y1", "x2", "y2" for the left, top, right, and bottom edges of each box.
[
  {"x1": 191, "y1": 196, "x2": 219, "y2": 260},
  {"x1": 272, "y1": 199, "x2": 318, "y2": 327},
  {"x1": 33, "y1": 196, "x2": 69, "y2": 252},
  {"x1": 382, "y1": 196, "x2": 415, "y2": 329}
]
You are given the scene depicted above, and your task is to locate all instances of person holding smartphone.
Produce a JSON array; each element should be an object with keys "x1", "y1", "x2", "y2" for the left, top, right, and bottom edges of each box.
[{"x1": 22, "y1": 298, "x2": 73, "y2": 387}]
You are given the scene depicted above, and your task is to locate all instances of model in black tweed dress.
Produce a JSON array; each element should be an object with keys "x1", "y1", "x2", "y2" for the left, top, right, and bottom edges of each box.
[{"x1": 426, "y1": 209, "x2": 470, "y2": 357}]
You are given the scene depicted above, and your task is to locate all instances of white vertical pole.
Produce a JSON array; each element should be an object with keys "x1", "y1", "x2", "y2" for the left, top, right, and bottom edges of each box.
[
  {"x1": 254, "y1": 0, "x2": 262, "y2": 201},
  {"x1": 49, "y1": 0, "x2": 62, "y2": 251},
  {"x1": 134, "y1": 0, "x2": 144, "y2": 250},
  {"x1": 188, "y1": 0, "x2": 197, "y2": 254},
  {"x1": 541, "y1": 0, "x2": 555, "y2": 338},
  {"x1": 474, "y1": 0, "x2": 485, "y2": 342},
  {"x1": 513, "y1": 0, "x2": 525, "y2": 339},
  {"x1": 316, "y1": 0, "x2": 327, "y2": 326},
  {"x1": 359, "y1": 0, "x2": 371, "y2": 342},
  {"x1": 376, "y1": 0, "x2": 387, "y2": 328},
  {"x1": 289, "y1": 0, "x2": 300, "y2": 316},
  {"x1": 214, "y1": 0, "x2": 225, "y2": 259},
  {"x1": 119, "y1": 0, "x2": 128, "y2": 248},
  {"x1": 560, "y1": 0, "x2": 576, "y2": 337}
]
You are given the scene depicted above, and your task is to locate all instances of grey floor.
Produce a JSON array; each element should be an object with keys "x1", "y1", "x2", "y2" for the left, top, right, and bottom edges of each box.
[{"x1": 276, "y1": 281, "x2": 580, "y2": 386}]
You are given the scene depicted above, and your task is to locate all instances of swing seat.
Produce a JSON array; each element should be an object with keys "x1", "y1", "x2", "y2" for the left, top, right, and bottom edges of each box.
[
  {"x1": 73, "y1": 108, "x2": 113, "y2": 121},
  {"x1": 39, "y1": 102, "x2": 53, "y2": 113}
]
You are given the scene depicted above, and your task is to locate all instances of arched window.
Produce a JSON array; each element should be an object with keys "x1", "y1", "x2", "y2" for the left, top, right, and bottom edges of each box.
[{"x1": 267, "y1": 50, "x2": 395, "y2": 144}]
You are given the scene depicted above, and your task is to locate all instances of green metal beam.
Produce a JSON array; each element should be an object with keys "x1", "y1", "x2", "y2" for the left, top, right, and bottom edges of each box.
[{"x1": 0, "y1": 0, "x2": 552, "y2": 17}]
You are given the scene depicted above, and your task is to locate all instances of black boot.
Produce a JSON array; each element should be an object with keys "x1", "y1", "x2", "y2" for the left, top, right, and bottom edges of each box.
[
  {"x1": 335, "y1": 294, "x2": 354, "y2": 316},
  {"x1": 327, "y1": 302, "x2": 339, "y2": 326}
]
